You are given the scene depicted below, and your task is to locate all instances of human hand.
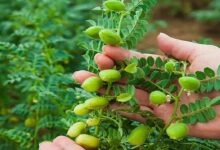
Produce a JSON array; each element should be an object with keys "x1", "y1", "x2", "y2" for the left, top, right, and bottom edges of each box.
[
  {"x1": 39, "y1": 136, "x2": 84, "y2": 150},
  {"x1": 73, "y1": 33, "x2": 220, "y2": 139}
]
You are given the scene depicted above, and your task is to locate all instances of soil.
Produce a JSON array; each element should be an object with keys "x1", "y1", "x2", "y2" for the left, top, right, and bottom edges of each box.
[{"x1": 137, "y1": 17, "x2": 220, "y2": 54}]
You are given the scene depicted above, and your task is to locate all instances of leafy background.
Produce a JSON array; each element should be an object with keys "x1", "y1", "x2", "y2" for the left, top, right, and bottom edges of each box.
[
  {"x1": 0, "y1": 0, "x2": 96, "y2": 149},
  {"x1": 0, "y1": 0, "x2": 220, "y2": 149}
]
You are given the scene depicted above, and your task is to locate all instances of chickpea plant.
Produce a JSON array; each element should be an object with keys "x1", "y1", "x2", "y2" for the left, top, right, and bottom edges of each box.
[{"x1": 68, "y1": 0, "x2": 220, "y2": 149}]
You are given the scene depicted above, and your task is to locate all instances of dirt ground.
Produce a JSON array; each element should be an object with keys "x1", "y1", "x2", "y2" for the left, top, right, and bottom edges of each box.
[{"x1": 137, "y1": 17, "x2": 220, "y2": 54}]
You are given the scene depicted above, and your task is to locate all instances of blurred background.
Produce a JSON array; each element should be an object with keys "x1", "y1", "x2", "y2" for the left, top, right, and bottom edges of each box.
[
  {"x1": 0, "y1": 0, "x2": 219, "y2": 149},
  {"x1": 138, "y1": 0, "x2": 220, "y2": 52}
]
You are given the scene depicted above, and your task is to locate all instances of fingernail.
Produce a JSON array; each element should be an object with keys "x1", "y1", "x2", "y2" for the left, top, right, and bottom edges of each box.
[
  {"x1": 102, "y1": 45, "x2": 107, "y2": 52},
  {"x1": 72, "y1": 71, "x2": 80, "y2": 80},
  {"x1": 94, "y1": 53, "x2": 102, "y2": 60},
  {"x1": 39, "y1": 142, "x2": 47, "y2": 149},
  {"x1": 159, "y1": 32, "x2": 169, "y2": 38},
  {"x1": 102, "y1": 45, "x2": 115, "y2": 52}
]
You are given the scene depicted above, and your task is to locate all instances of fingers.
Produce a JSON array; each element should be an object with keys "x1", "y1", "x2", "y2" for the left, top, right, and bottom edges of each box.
[
  {"x1": 135, "y1": 88, "x2": 151, "y2": 107},
  {"x1": 93, "y1": 45, "x2": 165, "y2": 70},
  {"x1": 95, "y1": 53, "x2": 114, "y2": 70},
  {"x1": 153, "y1": 103, "x2": 174, "y2": 124},
  {"x1": 39, "y1": 142, "x2": 61, "y2": 150},
  {"x1": 109, "y1": 103, "x2": 154, "y2": 123},
  {"x1": 53, "y1": 136, "x2": 85, "y2": 150},
  {"x1": 103, "y1": 45, "x2": 165, "y2": 61},
  {"x1": 99, "y1": 86, "x2": 151, "y2": 107},
  {"x1": 188, "y1": 117, "x2": 220, "y2": 139},
  {"x1": 73, "y1": 70, "x2": 97, "y2": 84},
  {"x1": 73, "y1": 70, "x2": 155, "y2": 123},
  {"x1": 157, "y1": 33, "x2": 204, "y2": 62},
  {"x1": 73, "y1": 70, "x2": 151, "y2": 106},
  {"x1": 39, "y1": 136, "x2": 85, "y2": 150}
]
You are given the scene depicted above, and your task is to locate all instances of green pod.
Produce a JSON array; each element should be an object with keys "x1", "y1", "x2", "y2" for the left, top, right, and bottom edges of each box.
[
  {"x1": 178, "y1": 76, "x2": 200, "y2": 91},
  {"x1": 166, "y1": 123, "x2": 188, "y2": 140},
  {"x1": 67, "y1": 122, "x2": 87, "y2": 138},
  {"x1": 128, "y1": 125, "x2": 150, "y2": 145},
  {"x1": 165, "y1": 61, "x2": 176, "y2": 72},
  {"x1": 99, "y1": 69, "x2": 121, "y2": 82},
  {"x1": 99, "y1": 29, "x2": 121, "y2": 45},
  {"x1": 74, "y1": 103, "x2": 90, "y2": 115},
  {"x1": 81, "y1": 76, "x2": 103, "y2": 92},
  {"x1": 149, "y1": 91, "x2": 166, "y2": 105},
  {"x1": 24, "y1": 117, "x2": 36, "y2": 128},
  {"x1": 75, "y1": 134, "x2": 99, "y2": 150},
  {"x1": 85, "y1": 97, "x2": 109, "y2": 110},
  {"x1": 86, "y1": 118, "x2": 100, "y2": 126},
  {"x1": 85, "y1": 26, "x2": 102, "y2": 39},
  {"x1": 104, "y1": 0, "x2": 126, "y2": 12}
]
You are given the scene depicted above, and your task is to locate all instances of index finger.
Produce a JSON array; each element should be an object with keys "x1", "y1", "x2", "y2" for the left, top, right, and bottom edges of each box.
[
  {"x1": 39, "y1": 142, "x2": 61, "y2": 150},
  {"x1": 95, "y1": 45, "x2": 166, "y2": 70},
  {"x1": 53, "y1": 136, "x2": 85, "y2": 150},
  {"x1": 104, "y1": 45, "x2": 166, "y2": 61}
]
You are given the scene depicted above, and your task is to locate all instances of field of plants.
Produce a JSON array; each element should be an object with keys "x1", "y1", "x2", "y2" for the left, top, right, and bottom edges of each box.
[{"x1": 0, "y1": 0, "x2": 220, "y2": 150}]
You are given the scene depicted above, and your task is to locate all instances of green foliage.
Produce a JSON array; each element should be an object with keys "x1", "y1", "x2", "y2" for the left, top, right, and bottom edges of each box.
[
  {"x1": 1, "y1": 0, "x2": 220, "y2": 149},
  {"x1": 82, "y1": 0, "x2": 157, "y2": 72},
  {"x1": 195, "y1": 65, "x2": 220, "y2": 92},
  {"x1": 0, "y1": 0, "x2": 96, "y2": 149},
  {"x1": 192, "y1": 0, "x2": 220, "y2": 23},
  {"x1": 159, "y1": 0, "x2": 211, "y2": 17},
  {"x1": 0, "y1": 127, "x2": 33, "y2": 149},
  {"x1": 180, "y1": 97, "x2": 217, "y2": 125},
  {"x1": 125, "y1": 57, "x2": 180, "y2": 94}
]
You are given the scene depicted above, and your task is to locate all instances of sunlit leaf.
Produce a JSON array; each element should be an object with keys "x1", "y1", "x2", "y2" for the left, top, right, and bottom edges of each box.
[
  {"x1": 117, "y1": 93, "x2": 132, "y2": 102},
  {"x1": 124, "y1": 63, "x2": 138, "y2": 74}
]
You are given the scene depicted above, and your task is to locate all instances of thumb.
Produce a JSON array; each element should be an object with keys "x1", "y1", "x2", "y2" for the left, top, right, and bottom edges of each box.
[{"x1": 157, "y1": 33, "x2": 203, "y2": 62}]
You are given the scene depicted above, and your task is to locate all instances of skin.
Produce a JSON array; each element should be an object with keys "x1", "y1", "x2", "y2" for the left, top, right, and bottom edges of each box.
[
  {"x1": 39, "y1": 136, "x2": 85, "y2": 150},
  {"x1": 40, "y1": 33, "x2": 220, "y2": 150}
]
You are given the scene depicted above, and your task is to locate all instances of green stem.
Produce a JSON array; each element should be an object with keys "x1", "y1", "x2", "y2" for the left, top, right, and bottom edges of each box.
[
  {"x1": 182, "y1": 61, "x2": 188, "y2": 76},
  {"x1": 95, "y1": 125, "x2": 99, "y2": 136},
  {"x1": 123, "y1": 0, "x2": 144, "y2": 41},
  {"x1": 177, "y1": 88, "x2": 184, "y2": 98},
  {"x1": 117, "y1": 13, "x2": 125, "y2": 35},
  {"x1": 106, "y1": 82, "x2": 112, "y2": 95},
  {"x1": 147, "y1": 80, "x2": 176, "y2": 100},
  {"x1": 152, "y1": 64, "x2": 187, "y2": 144},
  {"x1": 104, "y1": 95, "x2": 116, "y2": 101},
  {"x1": 200, "y1": 75, "x2": 220, "y2": 82},
  {"x1": 155, "y1": 98, "x2": 178, "y2": 144},
  {"x1": 100, "y1": 115, "x2": 120, "y2": 128},
  {"x1": 175, "y1": 106, "x2": 211, "y2": 120},
  {"x1": 155, "y1": 88, "x2": 184, "y2": 144},
  {"x1": 153, "y1": 67, "x2": 182, "y2": 75}
]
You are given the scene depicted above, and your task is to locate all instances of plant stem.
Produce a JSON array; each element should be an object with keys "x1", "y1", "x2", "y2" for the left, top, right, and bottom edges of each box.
[
  {"x1": 106, "y1": 82, "x2": 112, "y2": 95},
  {"x1": 154, "y1": 98, "x2": 178, "y2": 144},
  {"x1": 154, "y1": 87, "x2": 184, "y2": 145},
  {"x1": 100, "y1": 115, "x2": 120, "y2": 128},
  {"x1": 175, "y1": 106, "x2": 211, "y2": 120},
  {"x1": 148, "y1": 80, "x2": 176, "y2": 100},
  {"x1": 95, "y1": 125, "x2": 99, "y2": 135},
  {"x1": 153, "y1": 63, "x2": 187, "y2": 145},
  {"x1": 182, "y1": 61, "x2": 188, "y2": 76},
  {"x1": 200, "y1": 75, "x2": 220, "y2": 82},
  {"x1": 152, "y1": 67, "x2": 182, "y2": 75},
  {"x1": 117, "y1": 14, "x2": 125, "y2": 35}
]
